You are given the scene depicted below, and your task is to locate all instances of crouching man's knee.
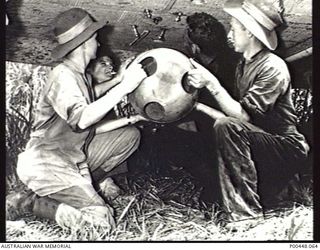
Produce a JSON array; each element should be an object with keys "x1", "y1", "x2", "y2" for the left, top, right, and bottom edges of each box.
[
  {"x1": 213, "y1": 117, "x2": 248, "y2": 146},
  {"x1": 213, "y1": 117, "x2": 238, "y2": 134},
  {"x1": 123, "y1": 126, "x2": 141, "y2": 152}
]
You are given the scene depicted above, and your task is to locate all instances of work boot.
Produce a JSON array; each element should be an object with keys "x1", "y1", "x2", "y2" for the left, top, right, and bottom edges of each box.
[
  {"x1": 6, "y1": 189, "x2": 61, "y2": 222},
  {"x1": 99, "y1": 177, "x2": 122, "y2": 201},
  {"x1": 6, "y1": 189, "x2": 37, "y2": 220},
  {"x1": 33, "y1": 196, "x2": 61, "y2": 221}
]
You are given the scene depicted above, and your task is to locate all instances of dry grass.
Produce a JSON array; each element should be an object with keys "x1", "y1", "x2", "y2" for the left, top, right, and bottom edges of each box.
[
  {"x1": 5, "y1": 191, "x2": 313, "y2": 241},
  {"x1": 5, "y1": 61, "x2": 314, "y2": 241},
  {"x1": 6, "y1": 168, "x2": 314, "y2": 241}
]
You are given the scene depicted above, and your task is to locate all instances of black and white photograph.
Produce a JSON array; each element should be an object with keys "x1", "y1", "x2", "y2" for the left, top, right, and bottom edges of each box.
[{"x1": 4, "y1": 0, "x2": 315, "y2": 242}]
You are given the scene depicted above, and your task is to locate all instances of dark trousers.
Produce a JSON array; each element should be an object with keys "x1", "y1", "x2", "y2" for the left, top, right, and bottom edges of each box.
[{"x1": 214, "y1": 117, "x2": 308, "y2": 220}]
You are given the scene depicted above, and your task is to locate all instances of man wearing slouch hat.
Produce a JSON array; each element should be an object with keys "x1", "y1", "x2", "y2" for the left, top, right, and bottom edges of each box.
[
  {"x1": 6, "y1": 8, "x2": 147, "y2": 229},
  {"x1": 187, "y1": 0, "x2": 309, "y2": 222}
]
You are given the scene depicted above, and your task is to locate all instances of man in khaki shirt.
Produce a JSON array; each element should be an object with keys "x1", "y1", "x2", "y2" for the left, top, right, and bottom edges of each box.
[
  {"x1": 7, "y1": 8, "x2": 147, "y2": 230},
  {"x1": 187, "y1": 0, "x2": 309, "y2": 222}
]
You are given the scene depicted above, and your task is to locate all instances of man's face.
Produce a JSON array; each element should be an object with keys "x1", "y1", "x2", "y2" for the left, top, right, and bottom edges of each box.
[
  {"x1": 85, "y1": 34, "x2": 99, "y2": 60},
  {"x1": 227, "y1": 17, "x2": 250, "y2": 53},
  {"x1": 90, "y1": 56, "x2": 115, "y2": 83}
]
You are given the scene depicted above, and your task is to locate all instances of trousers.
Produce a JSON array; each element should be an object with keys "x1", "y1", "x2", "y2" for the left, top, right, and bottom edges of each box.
[
  {"x1": 48, "y1": 126, "x2": 140, "y2": 208},
  {"x1": 214, "y1": 117, "x2": 308, "y2": 220}
]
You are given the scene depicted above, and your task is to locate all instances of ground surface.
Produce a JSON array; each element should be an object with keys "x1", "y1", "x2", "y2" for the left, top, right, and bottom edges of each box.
[{"x1": 6, "y1": 165, "x2": 314, "y2": 241}]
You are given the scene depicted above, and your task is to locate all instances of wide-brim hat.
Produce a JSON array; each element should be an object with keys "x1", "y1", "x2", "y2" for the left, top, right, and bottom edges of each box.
[
  {"x1": 51, "y1": 8, "x2": 108, "y2": 60},
  {"x1": 224, "y1": 0, "x2": 283, "y2": 50}
]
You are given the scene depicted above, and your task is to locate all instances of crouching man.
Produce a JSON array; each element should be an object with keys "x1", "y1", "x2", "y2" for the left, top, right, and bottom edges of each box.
[
  {"x1": 187, "y1": 0, "x2": 310, "y2": 222},
  {"x1": 6, "y1": 8, "x2": 147, "y2": 230}
]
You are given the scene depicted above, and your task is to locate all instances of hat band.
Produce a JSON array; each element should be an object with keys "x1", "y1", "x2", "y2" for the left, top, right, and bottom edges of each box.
[
  {"x1": 56, "y1": 15, "x2": 93, "y2": 44},
  {"x1": 242, "y1": 1, "x2": 277, "y2": 31}
]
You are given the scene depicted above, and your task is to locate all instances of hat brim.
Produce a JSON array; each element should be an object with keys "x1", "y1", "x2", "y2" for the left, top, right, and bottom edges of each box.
[
  {"x1": 51, "y1": 20, "x2": 107, "y2": 60},
  {"x1": 224, "y1": 4, "x2": 278, "y2": 50}
]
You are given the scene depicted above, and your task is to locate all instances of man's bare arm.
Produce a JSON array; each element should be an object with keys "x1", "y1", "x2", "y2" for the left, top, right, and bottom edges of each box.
[
  {"x1": 188, "y1": 59, "x2": 250, "y2": 121},
  {"x1": 94, "y1": 78, "x2": 121, "y2": 98},
  {"x1": 78, "y1": 63, "x2": 147, "y2": 130}
]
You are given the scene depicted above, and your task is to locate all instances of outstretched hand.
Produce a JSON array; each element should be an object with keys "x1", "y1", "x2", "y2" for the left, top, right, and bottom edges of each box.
[
  {"x1": 113, "y1": 56, "x2": 136, "y2": 83},
  {"x1": 187, "y1": 58, "x2": 220, "y2": 90},
  {"x1": 122, "y1": 61, "x2": 148, "y2": 94},
  {"x1": 131, "y1": 114, "x2": 149, "y2": 123}
]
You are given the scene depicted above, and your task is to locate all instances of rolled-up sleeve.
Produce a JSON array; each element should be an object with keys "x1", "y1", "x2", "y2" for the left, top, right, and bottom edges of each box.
[
  {"x1": 239, "y1": 62, "x2": 290, "y2": 118},
  {"x1": 46, "y1": 68, "x2": 88, "y2": 131}
]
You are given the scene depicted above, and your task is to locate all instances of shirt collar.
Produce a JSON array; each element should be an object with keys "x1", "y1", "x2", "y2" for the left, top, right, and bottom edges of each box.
[
  {"x1": 63, "y1": 58, "x2": 86, "y2": 74},
  {"x1": 244, "y1": 49, "x2": 267, "y2": 64}
]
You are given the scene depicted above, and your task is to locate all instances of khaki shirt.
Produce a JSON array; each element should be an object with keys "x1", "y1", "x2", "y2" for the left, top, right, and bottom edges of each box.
[
  {"x1": 17, "y1": 59, "x2": 95, "y2": 196},
  {"x1": 236, "y1": 50, "x2": 309, "y2": 154}
]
